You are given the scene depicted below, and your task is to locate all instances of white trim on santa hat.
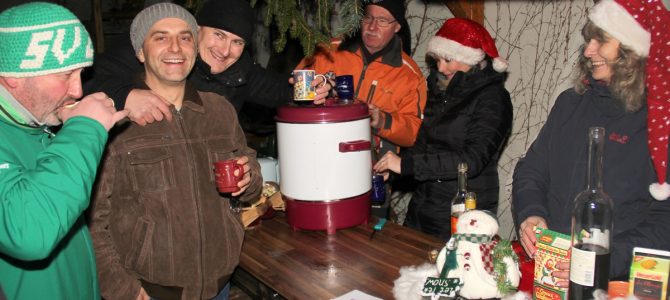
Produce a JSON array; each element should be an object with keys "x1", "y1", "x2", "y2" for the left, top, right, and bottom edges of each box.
[
  {"x1": 427, "y1": 36, "x2": 485, "y2": 66},
  {"x1": 588, "y1": 0, "x2": 650, "y2": 57}
]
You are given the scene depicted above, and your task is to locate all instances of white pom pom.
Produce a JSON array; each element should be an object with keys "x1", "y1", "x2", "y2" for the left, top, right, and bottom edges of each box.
[
  {"x1": 493, "y1": 57, "x2": 508, "y2": 72},
  {"x1": 649, "y1": 182, "x2": 670, "y2": 200}
]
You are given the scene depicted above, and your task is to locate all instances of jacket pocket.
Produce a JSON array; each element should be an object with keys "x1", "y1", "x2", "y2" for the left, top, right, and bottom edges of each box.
[
  {"x1": 206, "y1": 137, "x2": 238, "y2": 181},
  {"x1": 125, "y1": 217, "x2": 155, "y2": 278},
  {"x1": 128, "y1": 146, "x2": 176, "y2": 192}
]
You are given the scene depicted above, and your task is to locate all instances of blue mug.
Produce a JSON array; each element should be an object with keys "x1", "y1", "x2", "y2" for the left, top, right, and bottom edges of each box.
[
  {"x1": 371, "y1": 174, "x2": 385, "y2": 205},
  {"x1": 335, "y1": 75, "x2": 354, "y2": 101}
]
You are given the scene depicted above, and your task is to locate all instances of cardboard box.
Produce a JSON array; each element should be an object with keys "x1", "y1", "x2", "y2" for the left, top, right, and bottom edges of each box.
[
  {"x1": 629, "y1": 247, "x2": 670, "y2": 300},
  {"x1": 533, "y1": 227, "x2": 572, "y2": 300}
]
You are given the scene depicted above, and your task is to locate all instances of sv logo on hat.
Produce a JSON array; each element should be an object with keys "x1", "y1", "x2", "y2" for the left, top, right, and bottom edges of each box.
[{"x1": 20, "y1": 25, "x2": 93, "y2": 70}]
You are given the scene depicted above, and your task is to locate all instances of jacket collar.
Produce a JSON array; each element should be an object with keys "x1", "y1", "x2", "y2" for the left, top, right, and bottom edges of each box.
[
  {"x1": 586, "y1": 76, "x2": 631, "y2": 117},
  {"x1": 135, "y1": 75, "x2": 206, "y2": 114},
  {"x1": 192, "y1": 51, "x2": 253, "y2": 87},
  {"x1": 339, "y1": 35, "x2": 403, "y2": 67}
]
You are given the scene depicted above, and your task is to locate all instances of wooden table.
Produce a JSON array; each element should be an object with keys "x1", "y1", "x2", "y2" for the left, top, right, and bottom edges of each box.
[{"x1": 237, "y1": 213, "x2": 446, "y2": 299}]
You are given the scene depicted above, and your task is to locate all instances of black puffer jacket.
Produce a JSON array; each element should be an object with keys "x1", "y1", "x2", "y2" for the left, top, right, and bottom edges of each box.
[
  {"x1": 401, "y1": 61, "x2": 513, "y2": 241},
  {"x1": 83, "y1": 38, "x2": 292, "y2": 113}
]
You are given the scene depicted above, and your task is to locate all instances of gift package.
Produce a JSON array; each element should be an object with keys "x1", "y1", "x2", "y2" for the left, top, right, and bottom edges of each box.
[
  {"x1": 533, "y1": 227, "x2": 571, "y2": 300},
  {"x1": 628, "y1": 247, "x2": 670, "y2": 300}
]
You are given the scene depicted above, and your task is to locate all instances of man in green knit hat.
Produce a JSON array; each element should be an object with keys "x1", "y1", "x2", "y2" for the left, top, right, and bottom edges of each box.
[{"x1": 0, "y1": 2, "x2": 127, "y2": 299}]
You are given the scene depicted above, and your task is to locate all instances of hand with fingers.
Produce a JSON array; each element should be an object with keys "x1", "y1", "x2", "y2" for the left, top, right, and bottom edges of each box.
[
  {"x1": 231, "y1": 156, "x2": 253, "y2": 197},
  {"x1": 368, "y1": 103, "x2": 385, "y2": 129},
  {"x1": 518, "y1": 216, "x2": 547, "y2": 258},
  {"x1": 125, "y1": 89, "x2": 173, "y2": 126},
  {"x1": 552, "y1": 261, "x2": 570, "y2": 288},
  {"x1": 311, "y1": 75, "x2": 331, "y2": 105},
  {"x1": 57, "y1": 92, "x2": 128, "y2": 131},
  {"x1": 373, "y1": 151, "x2": 401, "y2": 176}
]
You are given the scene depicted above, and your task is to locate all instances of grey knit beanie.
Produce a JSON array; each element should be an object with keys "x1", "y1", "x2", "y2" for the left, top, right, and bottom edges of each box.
[{"x1": 130, "y1": 3, "x2": 198, "y2": 54}]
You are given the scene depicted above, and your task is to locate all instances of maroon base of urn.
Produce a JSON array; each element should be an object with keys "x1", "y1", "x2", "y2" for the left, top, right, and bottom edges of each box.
[{"x1": 285, "y1": 191, "x2": 371, "y2": 235}]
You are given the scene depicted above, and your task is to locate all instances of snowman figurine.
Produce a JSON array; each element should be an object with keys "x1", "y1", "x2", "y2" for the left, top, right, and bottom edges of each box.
[{"x1": 436, "y1": 210, "x2": 520, "y2": 299}]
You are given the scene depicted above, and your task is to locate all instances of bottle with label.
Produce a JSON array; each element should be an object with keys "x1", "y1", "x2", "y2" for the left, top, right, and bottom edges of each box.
[
  {"x1": 568, "y1": 127, "x2": 613, "y2": 300},
  {"x1": 450, "y1": 162, "x2": 468, "y2": 234}
]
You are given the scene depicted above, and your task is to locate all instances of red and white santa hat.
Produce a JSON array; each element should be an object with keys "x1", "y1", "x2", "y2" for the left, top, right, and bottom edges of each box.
[
  {"x1": 426, "y1": 18, "x2": 508, "y2": 72},
  {"x1": 590, "y1": 0, "x2": 670, "y2": 200}
]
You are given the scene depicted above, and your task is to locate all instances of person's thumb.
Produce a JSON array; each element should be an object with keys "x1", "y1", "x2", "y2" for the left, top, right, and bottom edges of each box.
[{"x1": 113, "y1": 110, "x2": 129, "y2": 124}]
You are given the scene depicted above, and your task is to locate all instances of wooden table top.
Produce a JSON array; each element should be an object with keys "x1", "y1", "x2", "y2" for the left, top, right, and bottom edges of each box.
[{"x1": 239, "y1": 213, "x2": 446, "y2": 299}]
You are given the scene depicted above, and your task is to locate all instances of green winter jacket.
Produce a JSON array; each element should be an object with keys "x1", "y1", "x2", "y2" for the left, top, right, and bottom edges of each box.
[{"x1": 0, "y1": 101, "x2": 106, "y2": 299}]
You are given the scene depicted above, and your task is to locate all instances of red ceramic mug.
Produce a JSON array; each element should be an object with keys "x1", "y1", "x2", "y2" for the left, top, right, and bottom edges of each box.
[{"x1": 214, "y1": 159, "x2": 244, "y2": 193}]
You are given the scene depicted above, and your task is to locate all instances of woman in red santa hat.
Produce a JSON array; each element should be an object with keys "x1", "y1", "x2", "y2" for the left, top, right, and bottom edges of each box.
[
  {"x1": 374, "y1": 18, "x2": 513, "y2": 241},
  {"x1": 514, "y1": 0, "x2": 670, "y2": 285}
]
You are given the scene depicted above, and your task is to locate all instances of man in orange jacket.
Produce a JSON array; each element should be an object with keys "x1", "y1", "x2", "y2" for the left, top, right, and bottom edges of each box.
[{"x1": 297, "y1": 0, "x2": 427, "y2": 217}]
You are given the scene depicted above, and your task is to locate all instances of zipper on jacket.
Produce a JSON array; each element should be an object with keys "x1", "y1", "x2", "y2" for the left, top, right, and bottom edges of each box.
[
  {"x1": 175, "y1": 109, "x2": 206, "y2": 298},
  {"x1": 354, "y1": 64, "x2": 369, "y2": 100}
]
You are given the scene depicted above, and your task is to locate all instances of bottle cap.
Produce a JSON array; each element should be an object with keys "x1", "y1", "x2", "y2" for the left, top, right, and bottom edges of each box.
[{"x1": 458, "y1": 162, "x2": 468, "y2": 173}]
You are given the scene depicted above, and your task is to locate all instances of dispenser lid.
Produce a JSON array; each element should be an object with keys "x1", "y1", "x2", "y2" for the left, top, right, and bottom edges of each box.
[{"x1": 275, "y1": 100, "x2": 369, "y2": 123}]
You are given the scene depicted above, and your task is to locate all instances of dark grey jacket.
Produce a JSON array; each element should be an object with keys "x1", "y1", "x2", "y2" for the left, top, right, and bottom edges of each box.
[
  {"x1": 401, "y1": 61, "x2": 513, "y2": 241},
  {"x1": 512, "y1": 78, "x2": 670, "y2": 278}
]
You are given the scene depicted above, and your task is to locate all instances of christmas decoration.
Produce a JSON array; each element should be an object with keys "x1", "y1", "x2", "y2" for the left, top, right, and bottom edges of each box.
[{"x1": 393, "y1": 210, "x2": 521, "y2": 300}]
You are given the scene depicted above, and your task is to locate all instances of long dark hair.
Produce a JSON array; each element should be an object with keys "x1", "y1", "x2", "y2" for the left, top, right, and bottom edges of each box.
[{"x1": 574, "y1": 21, "x2": 647, "y2": 112}]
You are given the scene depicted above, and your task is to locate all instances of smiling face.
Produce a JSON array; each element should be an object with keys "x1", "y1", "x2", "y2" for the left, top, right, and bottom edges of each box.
[
  {"x1": 137, "y1": 18, "x2": 196, "y2": 86},
  {"x1": 360, "y1": 5, "x2": 401, "y2": 54},
  {"x1": 11, "y1": 69, "x2": 83, "y2": 126},
  {"x1": 197, "y1": 26, "x2": 245, "y2": 75},
  {"x1": 583, "y1": 33, "x2": 620, "y2": 83}
]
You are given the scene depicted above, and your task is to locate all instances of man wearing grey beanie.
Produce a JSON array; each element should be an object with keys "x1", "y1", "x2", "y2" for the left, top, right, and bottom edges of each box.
[
  {"x1": 85, "y1": 0, "x2": 330, "y2": 126},
  {"x1": 88, "y1": 3, "x2": 262, "y2": 300}
]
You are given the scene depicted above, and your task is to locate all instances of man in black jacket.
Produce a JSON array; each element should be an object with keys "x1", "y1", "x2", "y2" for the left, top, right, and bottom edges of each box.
[{"x1": 85, "y1": 0, "x2": 329, "y2": 125}]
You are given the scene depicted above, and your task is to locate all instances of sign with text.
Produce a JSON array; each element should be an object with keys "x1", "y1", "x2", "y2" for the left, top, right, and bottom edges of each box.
[{"x1": 421, "y1": 277, "x2": 461, "y2": 299}]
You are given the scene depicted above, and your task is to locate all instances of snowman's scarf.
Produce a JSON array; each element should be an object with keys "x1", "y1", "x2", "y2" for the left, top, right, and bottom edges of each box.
[{"x1": 439, "y1": 233, "x2": 493, "y2": 277}]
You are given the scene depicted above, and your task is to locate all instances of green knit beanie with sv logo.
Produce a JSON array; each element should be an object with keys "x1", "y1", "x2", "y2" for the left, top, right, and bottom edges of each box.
[{"x1": 0, "y1": 2, "x2": 93, "y2": 77}]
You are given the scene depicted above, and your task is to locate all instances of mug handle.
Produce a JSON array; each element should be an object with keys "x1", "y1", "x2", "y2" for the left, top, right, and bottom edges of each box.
[
  {"x1": 314, "y1": 74, "x2": 328, "y2": 88},
  {"x1": 234, "y1": 164, "x2": 245, "y2": 182}
]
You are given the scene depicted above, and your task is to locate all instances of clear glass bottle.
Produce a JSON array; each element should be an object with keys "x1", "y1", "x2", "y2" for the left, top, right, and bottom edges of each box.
[
  {"x1": 568, "y1": 127, "x2": 613, "y2": 300},
  {"x1": 450, "y1": 162, "x2": 468, "y2": 234}
]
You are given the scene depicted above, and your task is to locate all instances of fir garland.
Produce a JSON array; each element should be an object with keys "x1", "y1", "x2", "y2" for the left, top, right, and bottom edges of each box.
[{"x1": 492, "y1": 239, "x2": 519, "y2": 296}]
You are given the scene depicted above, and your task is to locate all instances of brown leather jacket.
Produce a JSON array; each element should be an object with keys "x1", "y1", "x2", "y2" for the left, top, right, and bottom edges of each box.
[{"x1": 89, "y1": 81, "x2": 262, "y2": 300}]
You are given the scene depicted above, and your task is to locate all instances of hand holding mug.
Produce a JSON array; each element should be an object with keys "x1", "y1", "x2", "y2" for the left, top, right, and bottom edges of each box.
[
  {"x1": 213, "y1": 156, "x2": 252, "y2": 196},
  {"x1": 292, "y1": 70, "x2": 327, "y2": 102}
]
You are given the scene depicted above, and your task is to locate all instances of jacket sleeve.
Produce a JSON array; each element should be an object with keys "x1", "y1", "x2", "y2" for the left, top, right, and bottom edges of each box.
[
  {"x1": 230, "y1": 53, "x2": 293, "y2": 108},
  {"x1": 610, "y1": 194, "x2": 670, "y2": 278},
  {"x1": 231, "y1": 110, "x2": 262, "y2": 203},
  {"x1": 402, "y1": 86, "x2": 512, "y2": 181},
  {"x1": 374, "y1": 71, "x2": 427, "y2": 148},
  {"x1": 83, "y1": 38, "x2": 143, "y2": 110},
  {"x1": 88, "y1": 149, "x2": 142, "y2": 300},
  {"x1": 511, "y1": 93, "x2": 573, "y2": 228},
  {"x1": 0, "y1": 117, "x2": 107, "y2": 260}
]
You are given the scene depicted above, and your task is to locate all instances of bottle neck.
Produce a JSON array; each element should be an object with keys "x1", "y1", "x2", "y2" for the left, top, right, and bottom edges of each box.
[
  {"x1": 586, "y1": 130, "x2": 604, "y2": 191},
  {"x1": 458, "y1": 170, "x2": 467, "y2": 192}
]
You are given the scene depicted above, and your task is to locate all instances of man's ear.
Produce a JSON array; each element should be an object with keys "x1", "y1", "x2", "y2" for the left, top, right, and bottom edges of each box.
[
  {"x1": 394, "y1": 23, "x2": 401, "y2": 34},
  {"x1": 136, "y1": 49, "x2": 146, "y2": 63}
]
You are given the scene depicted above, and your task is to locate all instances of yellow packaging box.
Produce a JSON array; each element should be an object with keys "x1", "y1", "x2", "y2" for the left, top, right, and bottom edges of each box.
[
  {"x1": 629, "y1": 247, "x2": 670, "y2": 300},
  {"x1": 533, "y1": 227, "x2": 572, "y2": 300}
]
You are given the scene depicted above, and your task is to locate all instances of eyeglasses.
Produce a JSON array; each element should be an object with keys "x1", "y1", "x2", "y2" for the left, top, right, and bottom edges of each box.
[{"x1": 361, "y1": 15, "x2": 397, "y2": 28}]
